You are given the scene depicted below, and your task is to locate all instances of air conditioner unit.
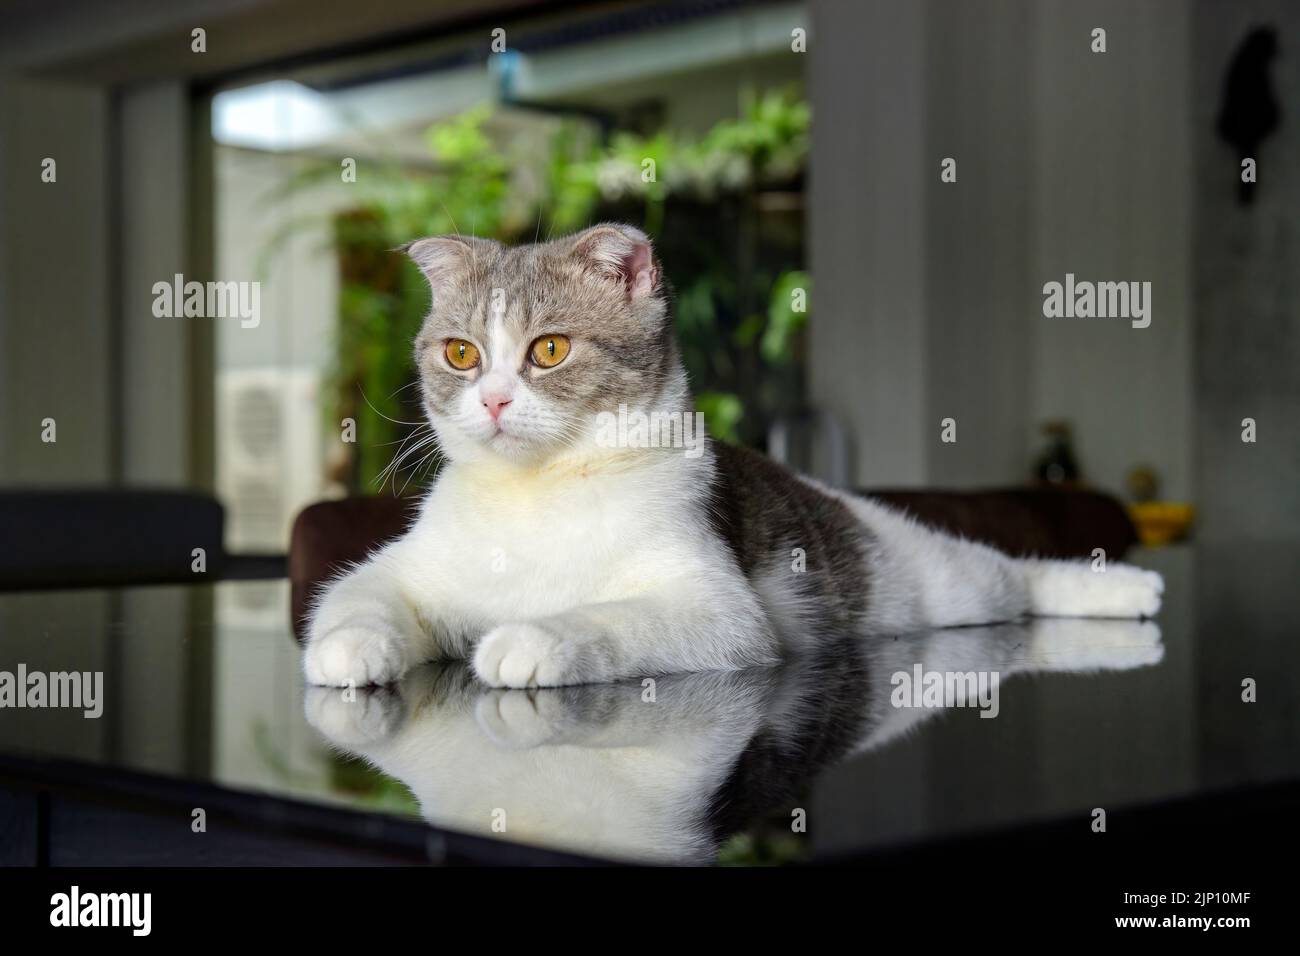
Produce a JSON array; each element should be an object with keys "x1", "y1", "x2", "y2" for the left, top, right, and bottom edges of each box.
[{"x1": 216, "y1": 367, "x2": 324, "y2": 627}]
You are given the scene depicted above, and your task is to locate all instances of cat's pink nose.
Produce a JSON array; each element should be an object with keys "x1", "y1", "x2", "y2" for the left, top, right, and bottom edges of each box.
[{"x1": 483, "y1": 397, "x2": 512, "y2": 421}]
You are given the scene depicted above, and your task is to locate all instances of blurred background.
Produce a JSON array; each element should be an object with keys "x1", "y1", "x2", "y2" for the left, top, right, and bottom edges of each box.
[
  {"x1": 3, "y1": 0, "x2": 1297, "y2": 553},
  {"x1": 0, "y1": 0, "x2": 1297, "y2": 861}
]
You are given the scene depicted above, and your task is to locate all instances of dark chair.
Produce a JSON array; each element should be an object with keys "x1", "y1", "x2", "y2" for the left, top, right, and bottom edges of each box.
[
  {"x1": 287, "y1": 486, "x2": 1137, "y2": 641},
  {"x1": 289, "y1": 496, "x2": 421, "y2": 639},
  {"x1": 0, "y1": 489, "x2": 227, "y2": 590}
]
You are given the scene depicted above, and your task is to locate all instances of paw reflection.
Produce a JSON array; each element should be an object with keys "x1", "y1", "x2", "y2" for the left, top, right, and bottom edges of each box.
[
  {"x1": 303, "y1": 684, "x2": 405, "y2": 748},
  {"x1": 475, "y1": 690, "x2": 570, "y2": 749},
  {"x1": 301, "y1": 619, "x2": 1164, "y2": 864},
  {"x1": 1023, "y1": 618, "x2": 1164, "y2": 670}
]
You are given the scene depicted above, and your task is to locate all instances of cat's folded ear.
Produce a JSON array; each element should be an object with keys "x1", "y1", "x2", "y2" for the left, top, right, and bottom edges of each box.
[
  {"x1": 401, "y1": 235, "x2": 495, "y2": 292},
  {"x1": 569, "y1": 223, "x2": 661, "y2": 302}
]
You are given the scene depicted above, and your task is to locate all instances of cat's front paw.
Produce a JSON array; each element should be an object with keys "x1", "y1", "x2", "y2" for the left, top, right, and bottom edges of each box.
[
  {"x1": 473, "y1": 622, "x2": 579, "y2": 688},
  {"x1": 303, "y1": 625, "x2": 411, "y2": 687}
]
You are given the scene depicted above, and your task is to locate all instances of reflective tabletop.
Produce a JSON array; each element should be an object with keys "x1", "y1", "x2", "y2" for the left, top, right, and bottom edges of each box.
[{"x1": 1, "y1": 541, "x2": 1296, "y2": 864}]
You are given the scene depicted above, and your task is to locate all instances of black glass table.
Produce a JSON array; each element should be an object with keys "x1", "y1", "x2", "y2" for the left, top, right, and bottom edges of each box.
[{"x1": 1, "y1": 541, "x2": 1296, "y2": 867}]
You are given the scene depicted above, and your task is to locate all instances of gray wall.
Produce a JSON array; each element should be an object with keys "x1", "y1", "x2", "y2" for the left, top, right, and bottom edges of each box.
[
  {"x1": 811, "y1": 0, "x2": 1194, "y2": 501},
  {"x1": 0, "y1": 79, "x2": 114, "y2": 485},
  {"x1": 1193, "y1": 0, "x2": 1300, "y2": 542},
  {"x1": 808, "y1": 0, "x2": 929, "y2": 487},
  {"x1": 0, "y1": 78, "x2": 208, "y2": 490},
  {"x1": 120, "y1": 82, "x2": 199, "y2": 488},
  {"x1": 1028, "y1": 0, "x2": 1193, "y2": 502},
  {"x1": 925, "y1": 0, "x2": 1034, "y2": 489}
]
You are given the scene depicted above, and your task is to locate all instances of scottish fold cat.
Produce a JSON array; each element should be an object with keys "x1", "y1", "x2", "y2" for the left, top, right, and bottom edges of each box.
[{"x1": 303, "y1": 224, "x2": 1161, "y2": 689}]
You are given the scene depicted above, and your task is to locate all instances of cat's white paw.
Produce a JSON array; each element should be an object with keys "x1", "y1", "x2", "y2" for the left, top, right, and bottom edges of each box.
[
  {"x1": 473, "y1": 622, "x2": 577, "y2": 688},
  {"x1": 1028, "y1": 562, "x2": 1164, "y2": 618},
  {"x1": 1099, "y1": 566, "x2": 1164, "y2": 618},
  {"x1": 303, "y1": 625, "x2": 411, "y2": 687},
  {"x1": 303, "y1": 685, "x2": 404, "y2": 747}
]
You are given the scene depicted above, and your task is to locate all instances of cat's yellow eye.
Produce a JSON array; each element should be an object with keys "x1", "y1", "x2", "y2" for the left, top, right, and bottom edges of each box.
[
  {"x1": 529, "y1": 334, "x2": 571, "y2": 369},
  {"x1": 445, "y1": 339, "x2": 480, "y2": 370}
]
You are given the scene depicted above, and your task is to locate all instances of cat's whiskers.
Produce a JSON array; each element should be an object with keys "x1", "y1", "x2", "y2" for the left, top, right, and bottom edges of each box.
[
  {"x1": 358, "y1": 385, "x2": 425, "y2": 427},
  {"x1": 376, "y1": 424, "x2": 439, "y2": 493},
  {"x1": 399, "y1": 443, "x2": 442, "y2": 496}
]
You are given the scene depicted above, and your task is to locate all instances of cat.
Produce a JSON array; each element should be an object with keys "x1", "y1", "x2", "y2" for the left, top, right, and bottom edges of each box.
[
  {"x1": 302, "y1": 223, "x2": 1163, "y2": 690},
  {"x1": 303, "y1": 618, "x2": 1164, "y2": 863}
]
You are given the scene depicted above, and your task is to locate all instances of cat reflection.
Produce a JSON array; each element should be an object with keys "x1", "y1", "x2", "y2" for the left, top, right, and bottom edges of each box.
[{"x1": 304, "y1": 618, "x2": 1162, "y2": 864}]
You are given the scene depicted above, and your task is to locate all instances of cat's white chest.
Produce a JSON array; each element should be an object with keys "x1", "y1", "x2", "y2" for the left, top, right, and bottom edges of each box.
[{"x1": 411, "y1": 463, "x2": 689, "y2": 620}]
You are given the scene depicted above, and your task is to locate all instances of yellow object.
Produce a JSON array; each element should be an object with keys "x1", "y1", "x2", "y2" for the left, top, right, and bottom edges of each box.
[{"x1": 1128, "y1": 502, "x2": 1195, "y2": 547}]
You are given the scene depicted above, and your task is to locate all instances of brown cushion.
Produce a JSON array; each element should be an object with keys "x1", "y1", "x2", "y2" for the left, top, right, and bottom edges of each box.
[
  {"x1": 288, "y1": 486, "x2": 1137, "y2": 641},
  {"x1": 288, "y1": 496, "x2": 420, "y2": 641},
  {"x1": 866, "y1": 487, "x2": 1138, "y2": 562}
]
